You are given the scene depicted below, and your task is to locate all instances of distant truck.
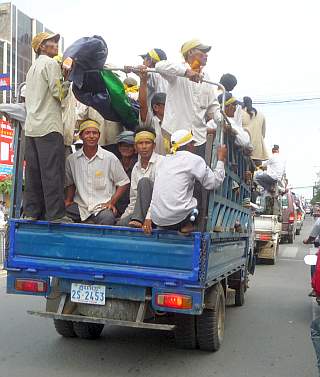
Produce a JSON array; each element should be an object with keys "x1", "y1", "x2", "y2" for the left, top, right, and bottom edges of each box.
[
  {"x1": 254, "y1": 214, "x2": 281, "y2": 264},
  {"x1": 5, "y1": 95, "x2": 255, "y2": 352},
  {"x1": 254, "y1": 192, "x2": 282, "y2": 264}
]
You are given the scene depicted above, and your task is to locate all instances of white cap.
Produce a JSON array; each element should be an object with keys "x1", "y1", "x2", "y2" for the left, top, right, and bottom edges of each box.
[{"x1": 171, "y1": 129, "x2": 193, "y2": 147}]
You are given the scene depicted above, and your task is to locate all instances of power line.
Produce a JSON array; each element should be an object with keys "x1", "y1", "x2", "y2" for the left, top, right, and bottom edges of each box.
[{"x1": 254, "y1": 97, "x2": 320, "y2": 105}]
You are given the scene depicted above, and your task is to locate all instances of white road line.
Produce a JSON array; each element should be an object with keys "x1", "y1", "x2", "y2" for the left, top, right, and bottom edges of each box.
[
  {"x1": 0, "y1": 270, "x2": 7, "y2": 279},
  {"x1": 278, "y1": 258, "x2": 305, "y2": 262},
  {"x1": 279, "y1": 246, "x2": 299, "y2": 258}
]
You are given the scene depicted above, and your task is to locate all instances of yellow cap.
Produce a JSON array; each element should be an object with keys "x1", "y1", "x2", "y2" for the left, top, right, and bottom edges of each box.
[
  {"x1": 79, "y1": 119, "x2": 100, "y2": 134},
  {"x1": 32, "y1": 32, "x2": 60, "y2": 53},
  {"x1": 181, "y1": 39, "x2": 211, "y2": 57}
]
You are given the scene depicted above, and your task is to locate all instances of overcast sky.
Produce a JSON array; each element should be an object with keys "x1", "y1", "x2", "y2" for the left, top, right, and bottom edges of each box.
[{"x1": 6, "y1": 0, "x2": 320, "y2": 198}]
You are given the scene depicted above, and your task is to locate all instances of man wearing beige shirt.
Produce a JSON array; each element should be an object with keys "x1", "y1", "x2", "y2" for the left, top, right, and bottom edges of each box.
[
  {"x1": 24, "y1": 32, "x2": 68, "y2": 222},
  {"x1": 65, "y1": 120, "x2": 130, "y2": 225}
]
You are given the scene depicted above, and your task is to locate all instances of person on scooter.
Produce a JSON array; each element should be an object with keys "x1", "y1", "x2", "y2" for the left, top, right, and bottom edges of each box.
[{"x1": 303, "y1": 217, "x2": 320, "y2": 245}]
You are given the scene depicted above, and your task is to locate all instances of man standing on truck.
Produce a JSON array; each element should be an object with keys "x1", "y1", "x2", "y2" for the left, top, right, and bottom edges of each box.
[
  {"x1": 214, "y1": 92, "x2": 253, "y2": 152},
  {"x1": 24, "y1": 32, "x2": 70, "y2": 222},
  {"x1": 65, "y1": 120, "x2": 130, "y2": 224},
  {"x1": 117, "y1": 127, "x2": 164, "y2": 232},
  {"x1": 139, "y1": 67, "x2": 167, "y2": 155},
  {"x1": 149, "y1": 129, "x2": 226, "y2": 233},
  {"x1": 154, "y1": 39, "x2": 221, "y2": 159},
  {"x1": 139, "y1": 48, "x2": 168, "y2": 108}
]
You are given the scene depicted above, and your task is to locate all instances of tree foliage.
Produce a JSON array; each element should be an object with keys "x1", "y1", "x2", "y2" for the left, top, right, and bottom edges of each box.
[
  {"x1": 0, "y1": 176, "x2": 12, "y2": 194},
  {"x1": 311, "y1": 172, "x2": 320, "y2": 205}
]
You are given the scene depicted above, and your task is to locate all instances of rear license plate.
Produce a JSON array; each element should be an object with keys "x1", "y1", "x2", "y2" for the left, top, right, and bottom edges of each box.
[{"x1": 71, "y1": 283, "x2": 106, "y2": 305}]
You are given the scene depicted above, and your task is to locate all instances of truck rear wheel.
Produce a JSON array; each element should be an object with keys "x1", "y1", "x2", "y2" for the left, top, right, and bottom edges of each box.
[
  {"x1": 288, "y1": 234, "x2": 294, "y2": 244},
  {"x1": 53, "y1": 319, "x2": 76, "y2": 338},
  {"x1": 174, "y1": 314, "x2": 197, "y2": 349},
  {"x1": 196, "y1": 283, "x2": 225, "y2": 352},
  {"x1": 296, "y1": 229, "x2": 301, "y2": 236},
  {"x1": 73, "y1": 322, "x2": 104, "y2": 340}
]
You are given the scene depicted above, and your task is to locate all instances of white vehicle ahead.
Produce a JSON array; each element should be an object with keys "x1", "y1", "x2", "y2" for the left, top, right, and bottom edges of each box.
[{"x1": 254, "y1": 214, "x2": 282, "y2": 265}]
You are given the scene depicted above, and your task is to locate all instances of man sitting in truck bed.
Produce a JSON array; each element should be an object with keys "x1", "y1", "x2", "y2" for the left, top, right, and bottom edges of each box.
[
  {"x1": 64, "y1": 120, "x2": 130, "y2": 224},
  {"x1": 149, "y1": 129, "x2": 227, "y2": 234},
  {"x1": 117, "y1": 127, "x2": 164, "y2": 233}
]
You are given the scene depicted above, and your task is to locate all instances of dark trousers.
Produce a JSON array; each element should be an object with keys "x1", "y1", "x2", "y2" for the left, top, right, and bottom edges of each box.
[
  {"x1": 157, "y1": 214, "x2": 193, "y2": 231},
  {"x1": 117, "y1": 178, "x2": 153, "y2": 226},
  {"x1": 311, "y1": 318, "x2": 320, "y2": 374},
  {"x1": 192, "y1": 143, "x2": 207, "y2": 227},
  {"x1": 66, "y1": 202, "x2": 115, "y2": 225},
  {"x1": 24, "y1": 132, "x2": 65, "y2": 220},
  {"x1": 194, "y1": 143, "x2": 206, "y2": 160}
]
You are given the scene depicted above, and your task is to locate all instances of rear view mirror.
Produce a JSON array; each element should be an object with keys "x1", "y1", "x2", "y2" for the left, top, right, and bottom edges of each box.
[{"x1": 304, "y1": 254, "x2": 318, "y2": 266}]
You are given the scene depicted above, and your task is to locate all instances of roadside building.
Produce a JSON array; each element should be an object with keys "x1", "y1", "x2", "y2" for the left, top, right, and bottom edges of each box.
[{"x1": 0, "y1": 2, "x2": 64, "y2": 103}]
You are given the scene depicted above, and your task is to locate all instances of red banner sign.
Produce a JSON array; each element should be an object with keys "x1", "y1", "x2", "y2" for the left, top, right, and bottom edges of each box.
[{"x1": 0, "y1": 119, "x2": 14, "y2": 179}]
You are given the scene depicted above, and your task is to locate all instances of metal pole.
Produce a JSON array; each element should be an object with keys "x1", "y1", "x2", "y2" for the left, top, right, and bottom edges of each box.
[{"x1": 105, "y1": 67, "x2": 226, "y2": 145}]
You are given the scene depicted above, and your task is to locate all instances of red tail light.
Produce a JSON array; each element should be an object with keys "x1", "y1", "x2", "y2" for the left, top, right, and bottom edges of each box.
[
  {"x1": 257, "y1": 233, "x2": 272, "y2": 241},
  {"x1": 289, "y1": 213, "x2": 295, "y2": 223},
  {"x1": 15, "y1": 279, "x2": 47, "y2": 293},
  {"x1": 156, "y1": 293, "x2": 192, "y2": 309},
  {"x1": 297, "y1": 213, "x2": 302, "y2": 221}
]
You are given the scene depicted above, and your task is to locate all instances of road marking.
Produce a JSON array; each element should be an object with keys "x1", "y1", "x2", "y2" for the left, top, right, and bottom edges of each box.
[
  {"x1": 278, "y1": 258, "x2": 305, "y2": 262},
  {"x1": 0, "y1": 270, "x2": 7, "y2": 279},
  {"x1": 279, "y1": 246, "x2": 299, "y2": 258}
]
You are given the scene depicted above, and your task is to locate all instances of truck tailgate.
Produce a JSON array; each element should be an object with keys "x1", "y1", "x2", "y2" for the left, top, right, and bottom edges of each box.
[
  {"x1": 255, "y1": 215, "x2": 281, "y2": 233},
  {"x1": 7, "y1": 220, "x2": 202, "y2": 284}
]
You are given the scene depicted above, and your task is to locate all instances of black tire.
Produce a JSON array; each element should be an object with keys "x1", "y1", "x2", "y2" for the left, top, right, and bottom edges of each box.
[
  {"x1": 235, "y1": 282, "x2": 245, "y2": 306},
  {"x1": 288, "y1": 234, "x2": 294, "y2": 244},
  {"x1": 73, "y1": 322, "x2": 104, "y2": 340},
  {"x1": 53, "y1": 319, "x2": 76, "y2": 338},
  {"x1": 265, "y1": 257, "x2": 275, "y2": 265},
  {"x1": 174, "y1": 314, "x2": 197, "y2": 349},
  {"x1": 196, "y1": 284, "x2": 225, "y2": 352},
  {"x1": 296, "y1": 229, "x2": 301, "y2": 236}
]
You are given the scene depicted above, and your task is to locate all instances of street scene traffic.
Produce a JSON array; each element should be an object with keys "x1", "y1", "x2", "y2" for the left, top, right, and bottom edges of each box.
[
  {"x1": 0, "y1": 0, "x2": 320, "y2": 376},
  {"x1": 0, "y1": 217, "x2": 319, "y2": 377}
]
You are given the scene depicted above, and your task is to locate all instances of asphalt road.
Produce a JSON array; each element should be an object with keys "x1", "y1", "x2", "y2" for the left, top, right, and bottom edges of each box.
[{"x1": 0, "y1": 217, "x2": 318, "y2": 377}]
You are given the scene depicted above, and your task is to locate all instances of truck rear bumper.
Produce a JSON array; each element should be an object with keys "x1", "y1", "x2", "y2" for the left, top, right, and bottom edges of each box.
[{"x1": 27, "y1": 310, "x2": 175, "y2": 331}]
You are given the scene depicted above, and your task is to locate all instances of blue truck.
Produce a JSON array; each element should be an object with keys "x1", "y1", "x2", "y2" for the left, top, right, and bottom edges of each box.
[{"x1": 4, "y1": 103, "x2": 255, "y2": 352}]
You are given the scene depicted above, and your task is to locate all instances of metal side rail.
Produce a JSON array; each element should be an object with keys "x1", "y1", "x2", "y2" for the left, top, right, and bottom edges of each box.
[{"x1": 27, "y1": 310, "x2": 175, "y2": 331}]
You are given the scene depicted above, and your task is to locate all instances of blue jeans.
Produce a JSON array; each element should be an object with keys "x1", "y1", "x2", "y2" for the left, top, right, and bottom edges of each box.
[{"x1": 311, "y1": 318, "x2": 320, "y2": 375}]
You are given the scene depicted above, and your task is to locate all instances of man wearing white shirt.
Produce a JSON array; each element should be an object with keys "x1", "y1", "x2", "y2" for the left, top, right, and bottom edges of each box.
[
  {"x1": 139, "y1": 48, "x2": 168, "y2": 109},
  {"x1": 139, "y1": 67, "x2": 167, "y2": 155},
  {"x1": 254, "y1": 145, "x2": 286, "y2": 192},
  {"x1": 118, "y1": 127, "x2": 164, "y2": 232},
  {"x1": 150, "y1": 130, "x2": 227, "y2": 234},
  {"x1": 154, "y1": 39, "x2": 221, "y2": 159},
  {"x1": 214, "y1": 93, "x2": 253, "y2": 152}
]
